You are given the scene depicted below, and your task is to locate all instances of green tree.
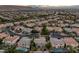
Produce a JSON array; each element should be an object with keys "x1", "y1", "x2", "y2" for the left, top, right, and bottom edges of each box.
[
  {"x1": 30, "y1": 38, "x2": 37, "y2": 51},
  {"x1": 64, "y1": 44, "x2": 67, "y2": 48},
  {"x1": 41, "y1": 25, "x2": 49, "y2": 35},
  {"x1": 67, "y1": 46, "x2": 78, "y2": 53},
  {"x1": 0, "y1": 39, "x2": 3, "y2": 45},
  {"x1": 31, "y1": 29, "x2": 39, "y2": 38},
  {"x1": 5, "y1": 45, "x2": 17, "y2": 53},
  {"x1": 45, "y1": 35, "x2": 50, "y2": 42},
  {"x1": 45, "y1": 42, "x2": 52, "y2": 50}
]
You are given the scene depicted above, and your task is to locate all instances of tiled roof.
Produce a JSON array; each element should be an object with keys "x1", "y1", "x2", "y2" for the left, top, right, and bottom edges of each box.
[
  {"x1": 5, "y1": 35, "x2": 19, "y2": 42},
  {"x1": 63, "y1": 37, "x2": 78, "y2": 47},
  {"x1": 0, "y1": 33, "x2": 9, "y2": 39}
]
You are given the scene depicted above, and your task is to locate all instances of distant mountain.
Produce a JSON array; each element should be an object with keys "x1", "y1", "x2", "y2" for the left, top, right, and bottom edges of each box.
[
  {"x1": 0, "y1": 5, "x2": 79, "y2": 11},
  {"x1": 0, "y1": 5, "x2": 32, "y2": 11}
]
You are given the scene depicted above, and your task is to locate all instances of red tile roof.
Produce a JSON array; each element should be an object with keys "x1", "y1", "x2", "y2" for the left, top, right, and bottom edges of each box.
[{"x1": 64, "y1": 37, "x2": 78, "y2": 47}]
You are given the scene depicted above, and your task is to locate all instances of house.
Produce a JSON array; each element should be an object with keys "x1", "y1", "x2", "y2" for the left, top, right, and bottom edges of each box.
[
  {"x1": 70, "y1": 24, "x2": 79, "y2": 27},
  {"x1": 0, "y1": 24, "x2": 6, "y2": 29},
  {"x1": 72, "y1": 28, "x2": 79, "y2": 36},
  {"x1": 50, "y1": 38, "x2": 64, "y2": 48},
  {"x1": 17, "y1": 37, "x2": 32, "y2": 48},
  {"x1": 0, "y1": 33, "x2": 9, "y2": 39},
  {"x1": 63, "y1": 37, "x2": 79, "y2": 47},
  {"x1": 47, "y1": 26, "x2": 53, "y2": 32},
  {"x1": 30, "y1": 29, "x2": 40, "y2": 38},
  {"x1": 64, "y1": 28, "x2": 73, "y2": 32},
  {"x1": 3, "y1": 35, "x2": 20, "y2": 45},
  {"x1": 50, "y1": 32, "x2": 63, "y2": 39},
  {"x1": 34, "y1": 37, "x2": 46, "y2": 48},
  {"x1": 5, "y1": 23, "x2": 13, "y2": 27},
  {"x1": 34, "y1": 27, "x2": 42, "y2": 32},
  {"x1": 26, "y1": 23, "x2": 35, "y2": 28},
  {"x1": 49, "y1": 32, "x2": 65, "y2": 48}
]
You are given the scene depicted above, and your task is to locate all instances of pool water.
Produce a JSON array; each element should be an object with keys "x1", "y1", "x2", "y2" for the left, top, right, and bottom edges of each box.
[
  {"x1": 52, "y1": 48, "x2": 68, "y2": 53},
  {"x1": 16, "y1": 47, "x2": 29, "y2": 53}
]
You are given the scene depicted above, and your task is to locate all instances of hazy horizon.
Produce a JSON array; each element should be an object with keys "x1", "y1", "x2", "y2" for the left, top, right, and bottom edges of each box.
[{"x1": 0, "y1": 0, "x2": 79, "y2": 6}]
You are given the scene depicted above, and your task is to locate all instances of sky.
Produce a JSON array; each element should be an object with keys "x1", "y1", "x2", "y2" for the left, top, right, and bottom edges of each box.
[{"x1": 0, "y1": 0, "x2": 79, "y2": 6}]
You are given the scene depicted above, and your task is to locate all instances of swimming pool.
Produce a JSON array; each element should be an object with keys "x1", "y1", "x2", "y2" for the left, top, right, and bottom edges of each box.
[
  {"x1": 16, "y1": 47, "x2": 29, "y2": 53},
  {"x1": 51, "y1": 48, "x2": 68, "y2": 53}
]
